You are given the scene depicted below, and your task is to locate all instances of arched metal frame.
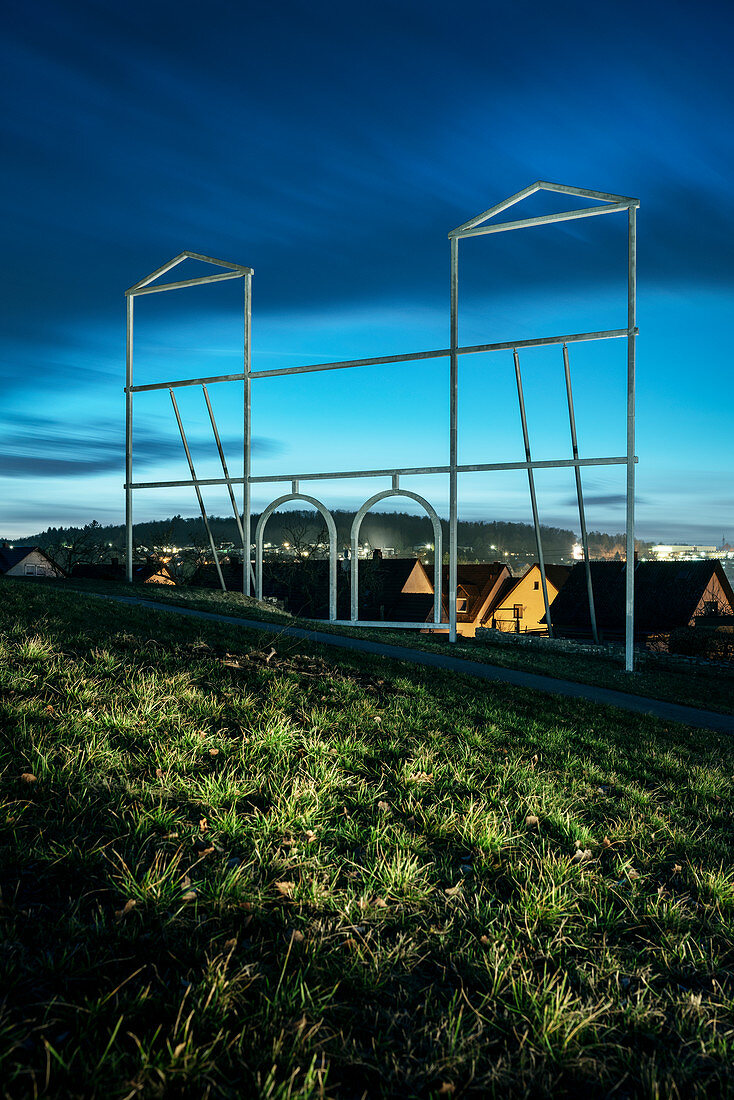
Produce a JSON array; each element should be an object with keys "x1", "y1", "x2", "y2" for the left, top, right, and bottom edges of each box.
[
  {"x1": 349, "y1": 488, "x2": 443, "y2": 625},
  {"x1": 255, "y1": 492, "x2": 338, "y2": 621},
  {"x1": 125, "y1": 182, "x2": 638, "y2": 669}
]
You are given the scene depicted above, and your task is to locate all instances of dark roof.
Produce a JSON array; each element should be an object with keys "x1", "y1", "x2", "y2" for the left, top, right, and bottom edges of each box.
[
  {"x1": 440, "y1": 563, "x2": 506, "y2": 588},
  {"x1": 436, "y1": 562, "x2": 509, "y2": 623},
  {"x1": 388, "y1": 592, "x2": 436, "y2": 623},
  {"x1": 543, "y1": 564, "x2": 571, "y2": 590},
  {"x1": 548, "y1": 560, "x2": 734, "y2": 636},
  {"x1": 72, "y1": 561, "x2": 174, "y2": 583},
  {"x1": 363, "y1": 558, "x2": 427, "y2": 611},
  {"x1": 0, "y1": 545, "x2": 61, "y2": 573}
]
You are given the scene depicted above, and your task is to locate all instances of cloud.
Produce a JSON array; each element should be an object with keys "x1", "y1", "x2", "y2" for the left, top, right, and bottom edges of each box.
[
  {"x1": 561, "y1": 493, "x2": 647, "y2": 508},
  {"x1": 0, "y1": 412, "x2": 283, "y2": 479}
]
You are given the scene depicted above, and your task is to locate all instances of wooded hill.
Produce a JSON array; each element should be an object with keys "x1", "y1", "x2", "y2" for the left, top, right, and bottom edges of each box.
[{"x1": 11, "y1": 512, "x2": 651, "y2": 564}]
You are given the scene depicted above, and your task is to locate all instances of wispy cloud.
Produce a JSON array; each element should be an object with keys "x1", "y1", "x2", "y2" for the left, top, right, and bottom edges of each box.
[{"x1": 0, "y1": 413, "x2": 282, "y2": 479}]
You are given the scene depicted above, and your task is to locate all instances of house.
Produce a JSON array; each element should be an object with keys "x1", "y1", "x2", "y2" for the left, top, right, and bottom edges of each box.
[
  {"x1": 547, "y1": 559, "x2": 734, "y2": 642},
  {"x1": 71, "y1": 559, "x2": 176, "y2": 585},
  {"x1": 293, "y1": 558, "x2": 515, "y2": 635},
  {"x1": 0, "y1": 545, "x2": 64, "y2": 579},
  {"x1": 363, "y1": 560, "x2": 512, "y2": 637},
  {"x1": 488, "y1": 563, "x2": 570, "y2": 633}
]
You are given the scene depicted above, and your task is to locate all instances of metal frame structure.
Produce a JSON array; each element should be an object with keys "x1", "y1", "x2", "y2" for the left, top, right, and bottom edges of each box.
[{"x1": 125, "y1": 182, "x2": 638, "y2": 670}]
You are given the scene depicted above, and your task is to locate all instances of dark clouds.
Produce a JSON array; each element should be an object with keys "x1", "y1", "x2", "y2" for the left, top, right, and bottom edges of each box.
[
  {"x1": 562, "y1": 493, "x2": 648, "y2": 508},
  {"x1": 2, "y1": 0, "x2": 733, "y2": 343},
  {"x1": 1, "y1": 0, "x2": 732, "y2": 537},
  {"x1": 0, "y1": 413, "x2": 282, "y2": 478}
]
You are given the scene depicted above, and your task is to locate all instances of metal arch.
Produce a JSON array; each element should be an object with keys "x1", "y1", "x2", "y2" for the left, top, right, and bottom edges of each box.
[
  {"x1": 350, "y1": 489, "x2": 443, "y2": 624},
  {"x1": 255, "y1": 493, "x2": 338, "y2": 621}
]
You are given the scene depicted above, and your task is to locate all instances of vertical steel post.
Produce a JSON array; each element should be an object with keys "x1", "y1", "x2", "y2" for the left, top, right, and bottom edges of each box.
[
  {"x1": 563, "y1": 344, "x2": 599, "y2": 644},
  {"x1": 514, "y1": 350, "x2": 553, "y2": 638},
  {"x1": 350, "y1": 529, "x2": 359, "y2": 621},
  {"x1": 449, "y1": 236, "x2": 459, "y2": 643},
  {"x1": 243, "y1": 272, "x2": 253, "y2": 595},
  {"x1": 625, "y1": 207, "x2": 637, "y2": 672},
  {"x1": 125, "y1": 295, "x2": 134, "y2": 583},
  {"x1": 169, "y1": 390, "x2": 227, "y2": 592}
]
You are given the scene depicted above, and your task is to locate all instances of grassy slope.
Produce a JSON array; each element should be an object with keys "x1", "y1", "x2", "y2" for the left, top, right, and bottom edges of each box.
[
  {"x1": 65, "y1": 578, "x2": 734, "y2": 716},
  {"x1": 0, "y1": 578, "x2": 732, "y2": 1099}
]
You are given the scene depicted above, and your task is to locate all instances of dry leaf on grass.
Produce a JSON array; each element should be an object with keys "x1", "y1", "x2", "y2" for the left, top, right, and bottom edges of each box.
[
  {"x1": 208, "y1": 748, "x2": 219, "y2": 757},
  {"x1": 115, "y1": 898, "x2": 137, "y2": 919},
  {"x1": 672, "y1": 863, "x2": 682, "y2": 873},
  {"x1": 20, "y1": 773, "x2": 37, "y2": 784},
  {"x1": 479, "y1": 934, "x2": 491, "y2": 946},
  {"x1": 373, "y1": 716, "x2": 382, "y2": 725},
  {"x1": 342, "y1": 937, "x2": 357, "y2": 951},
  {"x1": 525, "y1": 814, "x2": 539, "y2": 827},
  {"x1": 304, "y1": 829, "x2": 317, "y2": 843},
  {"x1": 180, "y1": 890, "x2": 198, "y2": 902},
  {"x1": 275, "y1": 881, "x2": 295, "y2": 897},
  {"x1": 444, "y1": 883, "x2": 462, "y2": 898},
  {"x1": 155, "y1": 768, "x2": 164, "y2": 779},
  {"x1": 377, "y1": 801, "x2": 390, "y2": 813},
  {"x1": 289, "y1": 929, "x2": 305, "y2": 944},
  {"x1": 199, "y1": 817, "x2": 209, "y2": 833},
  {"x1": 374, "y1": 896, "x2": 388, "y2": 909},
  {"x1": 602, "y1": 836, "x2": 612, "y2": 848},
  {"x1": 438, "y1": 1084, "x2": 455, "y2": 1096}
]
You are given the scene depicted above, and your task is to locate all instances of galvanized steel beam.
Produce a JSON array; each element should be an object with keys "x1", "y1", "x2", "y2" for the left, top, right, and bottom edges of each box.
[
  {"x1": 563, "y1": 344, "x2": 599, "y2": 645},
  {"x1": 449, "y1": 236, "x2": 459, "y2": 644},
  {"x1": 625, "y1": 207, "x2": 637, "y2": 672},
  {"x1": 514, "y1": 350, "x2": 553, "y2": 639},
  {"x1": 169, "y1": 389, "x2": 226, "y2": 592},
  {"x1": 450, "y1": 201, "x2": 632, "y2": 240}
]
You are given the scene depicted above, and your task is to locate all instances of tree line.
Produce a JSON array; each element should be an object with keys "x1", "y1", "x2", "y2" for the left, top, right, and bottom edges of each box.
[{"x1": 6, "y1": 511, "x2": 652, "y2": 570}]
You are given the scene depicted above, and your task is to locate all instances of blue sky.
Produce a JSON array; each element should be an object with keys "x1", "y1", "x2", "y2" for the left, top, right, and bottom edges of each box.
[{"x1": 2, "y1": 0, "x2": 733, "y2": 543}]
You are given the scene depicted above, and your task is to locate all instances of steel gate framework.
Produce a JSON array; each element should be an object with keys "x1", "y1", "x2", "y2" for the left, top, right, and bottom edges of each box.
[{"x1": 125, "y1": 182, "x2": 639, "y2": 670}]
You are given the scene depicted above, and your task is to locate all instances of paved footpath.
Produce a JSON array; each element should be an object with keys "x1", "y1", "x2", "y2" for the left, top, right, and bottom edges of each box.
[{"x1": 91, "y1": 592, "x2": 734, "y2": 735}]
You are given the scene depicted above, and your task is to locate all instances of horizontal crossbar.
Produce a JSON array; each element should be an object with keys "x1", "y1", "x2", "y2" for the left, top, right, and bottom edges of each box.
[
  {"x1": 127, "y1": 454, "x2": 635, "y2": 490},
  {"x1": 126, "y1": 327, "x2": 636, "y2": 392}
]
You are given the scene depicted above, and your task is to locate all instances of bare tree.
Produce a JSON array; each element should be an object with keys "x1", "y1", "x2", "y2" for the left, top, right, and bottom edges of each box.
[{"x1": 47, "y1": 521, "x2": 110, "y2": 573}]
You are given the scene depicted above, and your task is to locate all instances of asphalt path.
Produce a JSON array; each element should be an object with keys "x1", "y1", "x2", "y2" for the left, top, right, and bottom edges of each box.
[{"x1": 89, "y1": 592, "x2": 734, "y2": 735}]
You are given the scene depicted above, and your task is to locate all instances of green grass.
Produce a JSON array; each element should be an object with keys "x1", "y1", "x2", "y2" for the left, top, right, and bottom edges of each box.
[
  {"x1": 65, "y1": 577, "x2": 734, "y2": 716},
  {"x1": 1, "y1": 577, "x2": 733, "y2": 1098}
]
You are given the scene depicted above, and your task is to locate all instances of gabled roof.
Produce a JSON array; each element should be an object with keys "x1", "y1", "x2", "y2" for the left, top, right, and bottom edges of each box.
[
  {"x1": 509, "y1": 562, "x2": 571, "y2": 594},
  {"x1": 0, "y1": 545, "x2": 61, "y2": 574},
  {"x1": 449, "y1": 181, "x2": 639, "y2": 239},
  {"x1": 126, "y1": 251, "x2": 253, "y2": 297},
  {"x1": 548, "y1": 560, "x2": 734, "y2": 635},
  {"x1": 434, "y1": 562, "x2": 511, "y2": 623}
]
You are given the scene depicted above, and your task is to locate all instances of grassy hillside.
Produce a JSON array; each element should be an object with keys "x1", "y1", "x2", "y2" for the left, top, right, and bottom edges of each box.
[
  {"x1": 61, "y1": 578, "x2": 734, "y2": 715},
  {"x1": 1, "y1": 580, "x2": 733, "y2": 1098}
]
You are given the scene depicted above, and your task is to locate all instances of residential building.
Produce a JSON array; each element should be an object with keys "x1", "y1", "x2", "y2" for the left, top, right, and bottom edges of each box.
[
  {"x1": 0, "y1": 545, "x2": 64, "y2": 578},
  {"x1": 488, "y1": 563, "x2": 570, "y2": 633},
  {"x1": 548, "y1": 559, "x2": 734, "y2": 642}
]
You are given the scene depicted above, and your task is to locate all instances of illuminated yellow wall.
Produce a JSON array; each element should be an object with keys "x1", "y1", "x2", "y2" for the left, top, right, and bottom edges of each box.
[{"x1": 490, "y1": 565, "x2": 562, "y2": 633}]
